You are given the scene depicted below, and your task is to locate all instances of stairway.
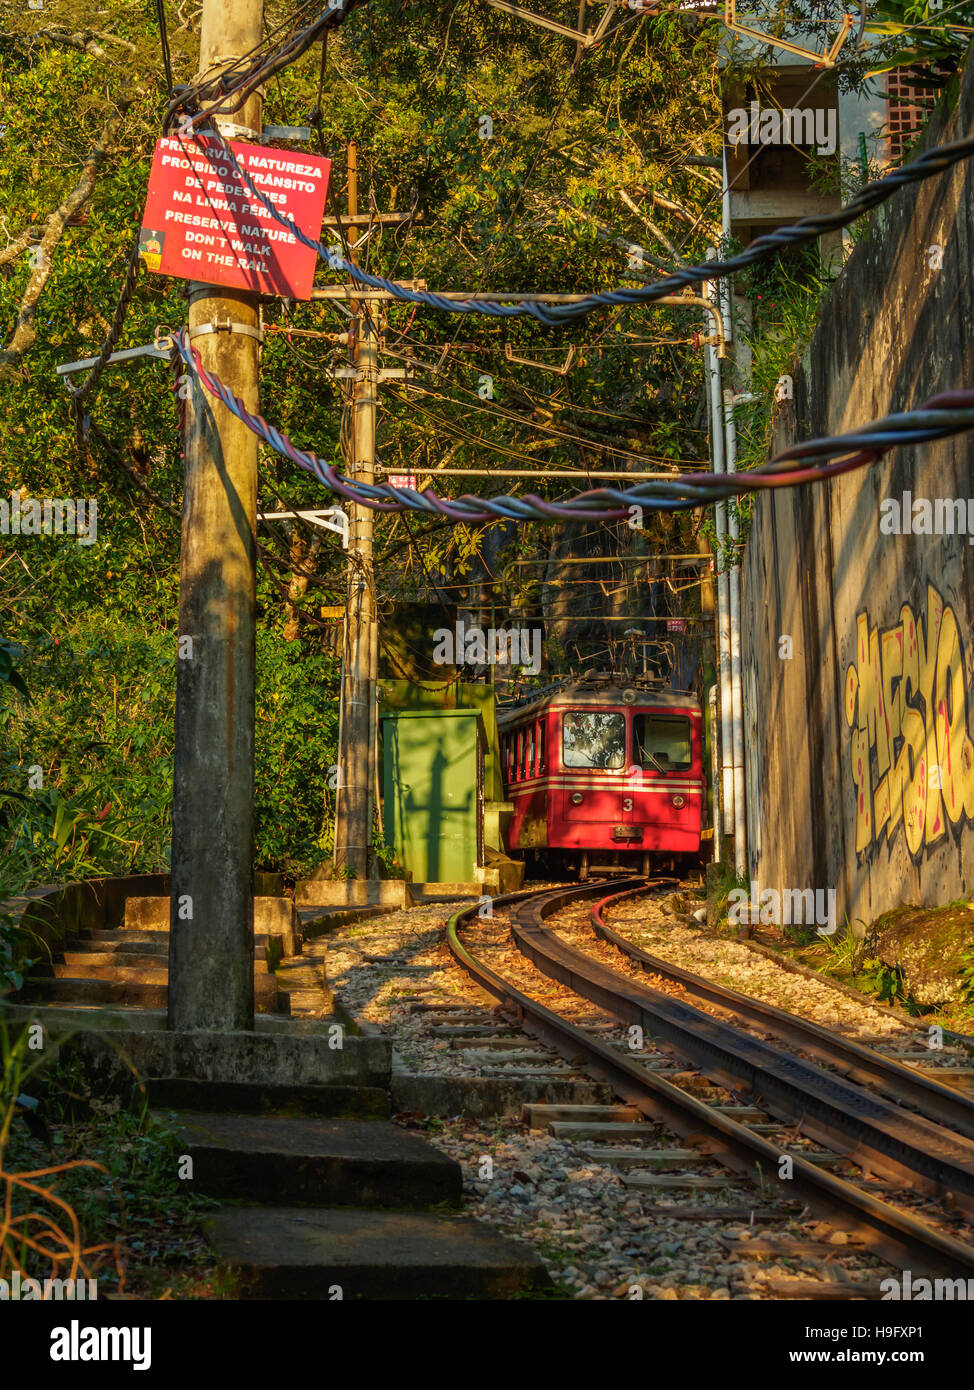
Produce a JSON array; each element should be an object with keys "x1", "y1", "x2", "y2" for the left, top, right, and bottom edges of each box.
[
  {"x1": 25, "y1": 920, "x2": 291, "y2": 1015},
  {"x1": 15, "y1": 895, "x2": 550, "y2": 1299}
]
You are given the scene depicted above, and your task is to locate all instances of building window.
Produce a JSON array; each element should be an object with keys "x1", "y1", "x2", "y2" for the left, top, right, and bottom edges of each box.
[{"x1": 886, "y1": 68, "x2": 940, "y2": 159}]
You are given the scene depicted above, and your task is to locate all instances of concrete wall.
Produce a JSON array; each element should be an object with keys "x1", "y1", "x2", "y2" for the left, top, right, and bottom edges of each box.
[{"x1": 740, "y1": 57, "x2": 974, "y2": 928}]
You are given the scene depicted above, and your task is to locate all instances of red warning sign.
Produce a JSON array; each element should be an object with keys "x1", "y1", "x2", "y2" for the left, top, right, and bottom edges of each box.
[{"x1": 139, "y1": 135, "x2": 331, "y2": 300}]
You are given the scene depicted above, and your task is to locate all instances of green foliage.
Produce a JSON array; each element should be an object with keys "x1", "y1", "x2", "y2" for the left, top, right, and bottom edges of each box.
[
  {"x1": 720, "y1": 238, "x2": 833, "y2": 549},
  {"x1": 253, "y1": 630, "x2": 341, "y2": 877},
  {"x1": 0, "y1": 0, "x2": 728, "y2": 888},
  {"x1": 1, "y1": 1023, "x2": 215, "y2": 1295},
  {"x1": 709, "y1": 859, "x2": 749, "y2": 927}
]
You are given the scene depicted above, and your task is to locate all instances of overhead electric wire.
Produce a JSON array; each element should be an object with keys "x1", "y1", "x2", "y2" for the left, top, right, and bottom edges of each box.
[
  {"x1": 164, "y1": 0, "x2": 366, "y2": 132},
  {"x1": 383, "y1": 377, "x2": 698, "y2": 470},
  {"x1": 329, "y1": 132, "x2": 974, "y2": 320},
  {"x1": 200, "y1": 117, "x2": 974, "y2": 328},
  {"x1": 155, "y1": 0, "x2": 174, "y2": 97},
  {"x1": 174, "y1": 326, "x2": 974, "y2": 522}
]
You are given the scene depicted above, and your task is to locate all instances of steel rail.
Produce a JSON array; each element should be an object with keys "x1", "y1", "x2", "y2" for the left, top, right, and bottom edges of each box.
[
  {"x1": 591, "y1": 883, "x2": 974, "y2": 1141},
  {"x1": 446, "y1": 881, "x2": 974, "y2": 1279},
  {"x1": 510, "y1": 887, "x2": 974, "y2": 1215}
]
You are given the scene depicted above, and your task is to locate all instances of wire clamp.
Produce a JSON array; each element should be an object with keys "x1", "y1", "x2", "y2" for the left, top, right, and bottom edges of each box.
[{"x1": 189, "y1": 319, "x2": 265, "y2": 345}]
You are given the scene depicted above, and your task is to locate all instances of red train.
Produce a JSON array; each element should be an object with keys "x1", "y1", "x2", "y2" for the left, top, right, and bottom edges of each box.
[{"x1": 498, "y1": 681, "x2": 704, "y2": 878}]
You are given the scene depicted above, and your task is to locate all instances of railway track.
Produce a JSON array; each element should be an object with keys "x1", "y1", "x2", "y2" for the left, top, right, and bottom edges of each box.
[{"x1": 446, "y1": 878, "x2": 974, "y2": 1292}]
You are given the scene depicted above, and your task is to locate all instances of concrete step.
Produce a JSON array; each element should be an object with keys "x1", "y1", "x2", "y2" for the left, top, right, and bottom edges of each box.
[
  {"x1": 408, "y1": 883, "x2": 481, "y2": 901},
  {"x1": 145, "y1": 1078, "x2": 391, "y2": 1119},
  {"x1": 80, "y1": 931, "x2": 169, "y2": 951},
  {"x1": 77, "y1": 928, "x2": 284, "y2": 956},
  {"x1": 158, "y1": 1113, "x2": 461, "y2": 1208},
  {"x1": 53, "y1": 957, "x2": 274, "y2": 980},
  {"x1": 52, "y1": 963, "x2": 170, "y2": 982},
  {"x1": 203, "y1": 1205, "x2": 551, "y2": 1299},
  {"x1": 29, "y1": 975, "x2": 169, "y2": 1008},
  {"x1": 27, "y1": 973, "x2": 289, "y2": 1015},
  {"x1": 61, "y1": 951, "x2": 171, "y2": 970}
]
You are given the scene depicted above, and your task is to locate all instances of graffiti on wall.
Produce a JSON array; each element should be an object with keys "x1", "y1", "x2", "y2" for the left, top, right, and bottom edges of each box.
[{"x1": 844, "y1": 583, "x2": 974, "y2": 859}]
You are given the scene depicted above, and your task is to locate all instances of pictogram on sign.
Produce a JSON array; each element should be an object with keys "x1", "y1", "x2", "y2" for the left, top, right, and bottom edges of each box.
[{"x1": 139, "y1": 134, "x2": 331, "y2": 299}]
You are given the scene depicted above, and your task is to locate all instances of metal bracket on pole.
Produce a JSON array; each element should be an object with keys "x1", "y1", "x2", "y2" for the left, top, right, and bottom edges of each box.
[
  {"x1": 259, "y1": 507, "x2": 350, "y2": 549},
  {"x1": 209, "y1": 118, "x2": 261, "y2": 140},
  {"x1": 56, "y1": 327, "x2": 175, "y2": 381},
  {"x1": 504, "y1": 343, "x2": 577, "y2": 375},
  {"x1": 724, "y1": 0, "x2": 854, "y2": 66},
  {"x1": 484, "y1": 0, "x2": 619, "y2": 48},
  {"x1": 263, "y1": 125, "x2": 312, "y2": 141},
  {"x1": 189, "y1": 319, "x2": 265, "y2": 345}
]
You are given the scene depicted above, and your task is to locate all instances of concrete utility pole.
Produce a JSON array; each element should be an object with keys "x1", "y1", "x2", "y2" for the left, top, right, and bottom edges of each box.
[
  {"x1": 169, "y1": 0, "x2": 263, "y2": 1030},
  {"x1": 333, "y1": 142, "x2": 378, "y2": 878}
]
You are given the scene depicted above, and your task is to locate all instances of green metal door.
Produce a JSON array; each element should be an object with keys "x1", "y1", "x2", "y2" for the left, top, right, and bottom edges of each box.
[{"x1": 382, "y1": 709, "x2": 484, "y2": 884}]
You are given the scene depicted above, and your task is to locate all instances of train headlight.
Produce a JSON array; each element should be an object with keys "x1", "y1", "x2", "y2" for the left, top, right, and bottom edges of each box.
[{"x1": 570, "y1": 792, "x2": 584, "y2": 805}]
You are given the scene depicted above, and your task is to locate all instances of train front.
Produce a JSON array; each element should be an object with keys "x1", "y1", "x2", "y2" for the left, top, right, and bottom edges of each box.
[{"x1": 545, "y1": 689, "x2": 705, "y2": 876}]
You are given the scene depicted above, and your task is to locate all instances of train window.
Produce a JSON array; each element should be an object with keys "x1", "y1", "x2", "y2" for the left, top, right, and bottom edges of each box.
[
  {"x1": 635, "y1": 713, "x2": 692, "y2": 772},
  {"x1": 527, "y1": 722, "x2": 536, "y2": 776},
  {"x1": 562, "y1": 711, "x2": 625, "y2": 769},
  {"x1": 537, "y1": 720, "x2": 546, "y2": 774},
  {"x1": 516, "y1": 729, "x2": 525, "y2": 780}
]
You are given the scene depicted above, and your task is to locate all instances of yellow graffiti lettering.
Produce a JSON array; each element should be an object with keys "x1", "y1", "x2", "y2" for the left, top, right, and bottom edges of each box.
[
  {"x1": 856, "y1": 612, "x2": 878, "y2": 747},
  {"x1": 845, "y1": 586, "x2": 971, "y2": 860},
  {"x1": 902, "y1": 706, "x2": 927, "y2": 857},
  {"x1": 935, "y1": 607, "x2": 966, "y2": 826},
  {"x1": 880, "y1": 625, "x2": 903, "y2": 746},
  {"x1": 851, "y1": 726, "x2": 873, "y2": 852}
]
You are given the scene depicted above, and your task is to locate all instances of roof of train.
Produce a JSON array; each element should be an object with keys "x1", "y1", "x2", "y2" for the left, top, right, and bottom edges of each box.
[{"x1": 497, "y1": 683, "x2": 701, "y2": 728}]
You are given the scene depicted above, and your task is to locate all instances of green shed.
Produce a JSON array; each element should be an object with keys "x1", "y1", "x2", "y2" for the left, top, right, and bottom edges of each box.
[{"x1": 381, "y1": 708, "x2": 485, "y2": 885}]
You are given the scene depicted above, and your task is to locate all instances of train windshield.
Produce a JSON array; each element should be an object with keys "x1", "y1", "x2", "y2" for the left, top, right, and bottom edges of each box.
[
  {"x1": 562, "y1": 711, "x2": 626, "y2": 769},
  {"x1": 634, "y1": 713, "x2": 692, "y2": 772}
]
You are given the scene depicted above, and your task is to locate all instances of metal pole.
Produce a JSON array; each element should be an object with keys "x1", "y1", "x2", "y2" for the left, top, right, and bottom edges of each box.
[
  {"x1": 719, "y1": 152, "x2": 747, "y2": 881},
  {"x1": 723, "y1": 387, "x2": 747, "y2": 881},
  {"x1": 705, "y1": 255, "x2": 734, "y2": 848},
  {"x1": 169, "y1": 0, "x2": 262, "y2": 1030},
  {"x1": 709, "y1": 682, "x2": 721, "y2": 864},
  {"x1": 333, "y1": 142, "x2": 377, "y2": 878}
]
